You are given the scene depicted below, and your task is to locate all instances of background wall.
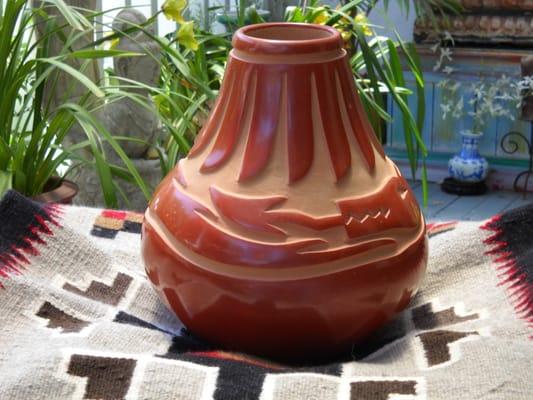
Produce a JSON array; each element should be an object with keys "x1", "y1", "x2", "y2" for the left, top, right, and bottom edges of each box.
[{"x1": 368, "y1": 0, "x2": 415, "y2": 42}]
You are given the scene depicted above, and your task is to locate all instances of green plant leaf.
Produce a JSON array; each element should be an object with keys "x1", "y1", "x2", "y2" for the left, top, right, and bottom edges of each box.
[
  {"x1": 42, "y1": 0, "x2": 91, "y2": 31},
  {"x1": 0, "y1": 170, "x2": 12, "y2": 198},
  {"x1": 68, "y1": 109, "x2": 118, "y2": 207},
  {"x1": 69, "y1": 49, "x2": 143, "y2": 59},
  {"x1": 37, "y1": 57, "x2": 105, "y2": 98},
  {"x1": 63, "y1": 102, "x2": 151, "y2": 203}
]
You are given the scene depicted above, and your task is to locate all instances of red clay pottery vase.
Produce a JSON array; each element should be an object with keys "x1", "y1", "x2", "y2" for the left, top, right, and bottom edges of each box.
[{"x1": 142, "y1": 23, "x2": 427, "y2": 359}]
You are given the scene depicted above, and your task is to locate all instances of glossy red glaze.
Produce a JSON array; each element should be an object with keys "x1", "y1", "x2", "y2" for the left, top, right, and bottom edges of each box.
[{"x1": 142, "y1": 23, "x2": 428, "y2": 360}]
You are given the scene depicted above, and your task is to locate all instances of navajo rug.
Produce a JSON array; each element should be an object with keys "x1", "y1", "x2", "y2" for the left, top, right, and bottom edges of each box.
[{"x1": 0, "y1": 190, "x2": 532, "y2": 399}]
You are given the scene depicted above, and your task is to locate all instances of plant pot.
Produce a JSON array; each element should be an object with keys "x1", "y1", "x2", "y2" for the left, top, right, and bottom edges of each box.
[
  {"x1": 32, "y1": 177, "x2": 79, "y2": 204},
  {"x1": 448, "y1": 131, "x2": 489, "y2": 183},
  {"x1": 141, "y1": 23, "x2": 427, "y2": 360}
]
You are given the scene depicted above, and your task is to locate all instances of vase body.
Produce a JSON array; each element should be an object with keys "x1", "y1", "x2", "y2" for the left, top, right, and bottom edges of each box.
[
  {"x1": 448, "y1": 131, "x2": 489, "y2": 183},
  {"x1": 141, "y1": 23, "x2": 427, "y2": 359}
]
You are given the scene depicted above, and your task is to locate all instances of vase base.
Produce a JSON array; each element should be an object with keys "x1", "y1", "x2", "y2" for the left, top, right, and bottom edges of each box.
[{"x1": 441, "y1": 177, "x2": 488, "y2": 196}]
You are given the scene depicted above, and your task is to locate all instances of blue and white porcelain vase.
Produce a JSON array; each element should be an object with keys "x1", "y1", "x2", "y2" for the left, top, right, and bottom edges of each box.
[{"x1": 448, "y1": 131, "x2": 489, "y2": 183}]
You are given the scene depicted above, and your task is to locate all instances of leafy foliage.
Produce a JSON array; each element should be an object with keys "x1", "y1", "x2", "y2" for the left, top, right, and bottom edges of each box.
[
  {"x1": 149, "y1": 29, "x2": 231, "y2": 175},
  {"x1": 1, "y1": 0, "x2": 462, "y2": 206},
  {"x1": 0, "y1": 1, "x2": 149, "y2": 205}
]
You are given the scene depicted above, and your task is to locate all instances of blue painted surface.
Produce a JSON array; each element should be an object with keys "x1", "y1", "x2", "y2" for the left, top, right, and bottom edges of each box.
[{"x1": 386, "y1": 47, "x2": 531, "y2": 164}]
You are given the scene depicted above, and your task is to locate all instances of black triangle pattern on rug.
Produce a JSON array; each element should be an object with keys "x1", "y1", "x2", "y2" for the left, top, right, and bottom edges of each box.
[
  {"x1": 483, "y1": 202, "x2": 533, "y2": 331},
  {"x1": 0, "y1": 190, "x2": 60, "y2": 282}
]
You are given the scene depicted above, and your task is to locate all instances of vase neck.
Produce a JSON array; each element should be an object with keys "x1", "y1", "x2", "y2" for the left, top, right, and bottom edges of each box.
[
  {"x1": 187, "y1": 23, "x2": 386, "y2": 185},
  {"x1": 460, "y1": 134, "x2": 481, "y2": 159}
]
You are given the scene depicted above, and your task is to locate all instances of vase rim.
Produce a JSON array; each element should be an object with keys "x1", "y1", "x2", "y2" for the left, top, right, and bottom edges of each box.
[
  {"x1": 460, "y1": 130, "x2": 483, "y2": 138},
  {"x1": 233, "y1": 23, "x2": 343, "y2": 55}
]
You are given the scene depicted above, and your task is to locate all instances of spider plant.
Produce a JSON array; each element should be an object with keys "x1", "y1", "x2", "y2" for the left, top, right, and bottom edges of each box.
[
  {"x1": 86, "y1": 4, "x2": 230, "y2": 177},
  {"x1": 154, "y1": 29, "x2": 231, "y2": 173},
  {"x1": 0, "y1": 0, "x2": 149, "y2": 206}
]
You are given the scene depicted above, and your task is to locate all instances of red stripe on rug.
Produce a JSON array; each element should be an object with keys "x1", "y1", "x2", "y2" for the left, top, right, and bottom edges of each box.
[{"x1": 102, "y1": 210, "x2": 127, "y2": 220}]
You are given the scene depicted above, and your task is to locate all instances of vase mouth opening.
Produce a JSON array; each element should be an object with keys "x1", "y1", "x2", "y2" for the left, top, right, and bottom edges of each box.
[
  {"x1": 233, "y1": 23, "x2": 343, "y2": 55},
  {"x1": 460, "y1": 130, "x2": 483, "y2": 139}
]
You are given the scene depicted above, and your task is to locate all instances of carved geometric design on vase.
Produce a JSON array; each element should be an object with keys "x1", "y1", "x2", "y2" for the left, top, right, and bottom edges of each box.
[
  {"x1": 189, "y1": 57, "x2": 381, "y2": 184},
  {"x1": 144, "y1": 172, "x2": 422, "y2": 278}
]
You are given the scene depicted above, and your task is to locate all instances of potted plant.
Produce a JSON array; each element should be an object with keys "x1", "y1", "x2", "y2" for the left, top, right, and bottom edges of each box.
[
  {"x1": 438, "y1": 76, "x2": 522, "y2": 194},
  {"x1": 0, "y1": 1, "x2": 149, "y2": 205}
]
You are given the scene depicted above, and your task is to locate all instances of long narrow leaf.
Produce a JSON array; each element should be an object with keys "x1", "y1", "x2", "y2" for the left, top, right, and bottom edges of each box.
[{"x1": 38, "y1": 57, "x2": 104, "y2": 97}]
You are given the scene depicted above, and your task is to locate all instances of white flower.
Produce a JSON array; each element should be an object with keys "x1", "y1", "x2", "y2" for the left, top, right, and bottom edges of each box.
[
  {"x1": 449, "y1": 81, "x2": 461, "y2": 92},
  {"x1": 437, "y1": 78, "x2": 450, "y2": 88},
  {"x1": 437, "y1": 73, "x2": 521, "y2": 126},
  {"x1": 440, "y1": 103, "x2": 452, "y2": 119},
  {"x1": 433, "y1": 58, "x2": 443, "y2": 72},
  {"x1": 472, "y1": 84, "x2": 485, "y2": 100},
  {"x1": 443, "y1": 66, "x2": 455, "y2": 75},
  {"x1": 440, "y1": 47, "x2": 453, "y2": 61},
  {"x1": 497, "y1": 93, "x2": 514, "y2": 101},
  {"x1": 490, "y1": 104, "x2": 503, "y2": 116}
]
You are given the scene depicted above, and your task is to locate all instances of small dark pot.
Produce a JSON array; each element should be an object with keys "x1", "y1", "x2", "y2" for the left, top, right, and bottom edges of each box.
[{"x1": 32, "y1": 177, "x2": 79, "y2": 204}]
